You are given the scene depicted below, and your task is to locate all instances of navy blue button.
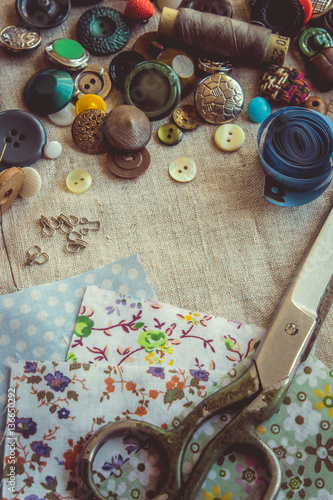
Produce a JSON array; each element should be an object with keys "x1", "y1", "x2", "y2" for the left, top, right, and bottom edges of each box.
[
  {"x1": 0, "y1": 110, "x2": 47, "y2": 170},
  {"x1": 16, "y1": 0, "x2": 71, "y2": 29},
  {"x1": 24, "y1": 68, "x2": 74, "y2": 115}
]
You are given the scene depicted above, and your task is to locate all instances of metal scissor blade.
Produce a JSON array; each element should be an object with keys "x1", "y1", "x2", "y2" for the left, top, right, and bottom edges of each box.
[{"x1": 255, "y1": 205, "x2": 333, "y2": 391}]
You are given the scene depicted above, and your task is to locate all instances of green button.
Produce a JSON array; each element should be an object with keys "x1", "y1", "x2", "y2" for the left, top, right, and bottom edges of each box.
[
  {"x1": 53, "y1": 39, "x2": 85, "y2": 60},
  {"x1": 158, "y1": 124, "x2": 183, "y2": 145}
]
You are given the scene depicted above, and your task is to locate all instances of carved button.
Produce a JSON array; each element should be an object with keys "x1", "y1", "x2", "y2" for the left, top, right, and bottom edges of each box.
[
  {"x1": 72, "y1": 109, "x2": 108, "y2": 154},
  {"x1": 103, "y1": 105, "x2": 152, "y2": 152}
]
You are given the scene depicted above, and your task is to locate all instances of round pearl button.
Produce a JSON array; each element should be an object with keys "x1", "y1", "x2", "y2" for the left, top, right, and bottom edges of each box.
[
  {"x1": 158, "y1": 124, "x2": 183, "y2": 145},
  {"x1": 48, "y1": 103, "x2": 76, "y2": 126},
  {"x1": 214, "y1": 124, "x2": 245, "y2": 151},
  {"x1": 66, "y1": 169, "x2": 92, "y2": 193},
  {"x1": 169, "y1": 157, "x2": 197, "y2": 182},
  {"x1": 44, "y1": 140, "x2": 63, "y2": 159}
]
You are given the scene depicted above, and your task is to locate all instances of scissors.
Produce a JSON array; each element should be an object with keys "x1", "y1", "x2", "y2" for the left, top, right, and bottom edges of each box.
[{"x1": 76, "y1": 205, "x2": 333, "y2": 500}]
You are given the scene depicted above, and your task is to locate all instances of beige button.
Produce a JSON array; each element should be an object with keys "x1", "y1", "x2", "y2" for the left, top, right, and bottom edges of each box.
[
  {"x1": 214, "y1": 124, "x2": 245, "y2": 151},
  {"x1": 169, "y1": 157, "x2": 197, "y2": 182}
]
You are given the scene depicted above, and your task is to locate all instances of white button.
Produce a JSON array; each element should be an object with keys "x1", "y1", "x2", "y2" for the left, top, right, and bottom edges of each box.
[
  {"x1": 19, "y1": 167, "x2": 42, "y2": 198},
  {"x1": 214, "y1": 124, "x2": 245, "y2": 151},
  {"x1": 169, "y1": 157, "x2": 197, "y2": 182},
  {"x1": 44, "y1": 140, "x2": 62, "y2": 159},
  {"x1": 48, "y1": 103, "x2": 76, "y2": 126}
]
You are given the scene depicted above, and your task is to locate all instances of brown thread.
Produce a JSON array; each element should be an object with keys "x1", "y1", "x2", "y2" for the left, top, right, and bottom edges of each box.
[{"x1": 174, "y1": 8, "x2": 272, "y2": 65}]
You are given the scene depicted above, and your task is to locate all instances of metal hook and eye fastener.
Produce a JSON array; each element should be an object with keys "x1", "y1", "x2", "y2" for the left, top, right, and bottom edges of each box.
[
  {"x1": 26, "y1": 245, "x2": 49, "y2": 265},
  {"x1": 79, "y1": 217, "x2": 101, "y2": 231},
  {"x1": 65, "y1": 231, "x2": 88, "y2": 253}
]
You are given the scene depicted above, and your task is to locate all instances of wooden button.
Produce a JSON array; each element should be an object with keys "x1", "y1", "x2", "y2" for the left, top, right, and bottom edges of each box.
[
  {"x1": 103, "y1": 105, "x2": 152, "y2": 152},
  {"x1": 302, "y1": 96, "x2": 329, "y2": 115},
  {"x1": 0, "y1": 167, "x2": 25, "y2": 213},
  {"x1": 106, "y1": 148, "x2": 150, "y2": 178}
]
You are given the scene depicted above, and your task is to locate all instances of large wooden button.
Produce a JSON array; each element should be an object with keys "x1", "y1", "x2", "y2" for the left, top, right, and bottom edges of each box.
[
  {"x1": 103, "y1": 105, "x2": 152, "y2": 152},
  {"x1": 0, "y1": 167, "x2": 25, "y2": 213}
]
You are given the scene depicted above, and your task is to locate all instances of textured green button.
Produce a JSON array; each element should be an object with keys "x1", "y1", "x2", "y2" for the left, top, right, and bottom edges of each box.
[
  {"x1": 158, "y1": 124, "x2": 183, "y2": 145},
  {"x1": 299, "y1": 28, "x2": 333, "y2": 58},
  {"x1": 66, "y1": 169, "x2": 92, "y2": 193},
  {"x1": 53, "y1": 39, "x2": 85, "y2": 59}
]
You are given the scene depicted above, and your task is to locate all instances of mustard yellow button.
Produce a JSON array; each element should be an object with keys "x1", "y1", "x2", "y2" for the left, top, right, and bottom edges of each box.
[
  {"x1": 75, "y1": 93, "x2": 107, "y2": 115},
  {"x1": 169, "y1": 157, "x2": 196, "y2": 182},
  {"x1": 214, "y1": 124, "x2": 245, "y2": 151},
  {"x1": 66, "y1": 169, "x2": 92, "y2": 193}
]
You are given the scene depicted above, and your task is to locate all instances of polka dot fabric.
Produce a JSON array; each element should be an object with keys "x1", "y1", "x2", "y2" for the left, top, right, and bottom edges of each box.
[{"x1": 0, "y1": 255, "x2": 154, "y2": 440}]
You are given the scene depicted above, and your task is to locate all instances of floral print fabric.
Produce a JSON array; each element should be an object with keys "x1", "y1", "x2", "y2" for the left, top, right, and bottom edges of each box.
[
  {"x1": 66, "y1": 285, "x2": 264, "y2": 368},
  {"x1": 2, "y1": 353, "x2": 333, "y2": 499}
]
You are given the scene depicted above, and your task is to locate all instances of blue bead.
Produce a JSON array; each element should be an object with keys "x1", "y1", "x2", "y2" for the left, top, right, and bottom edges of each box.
[{"x1": 247, "y1": 97, "x2": 271, "y2": 123}]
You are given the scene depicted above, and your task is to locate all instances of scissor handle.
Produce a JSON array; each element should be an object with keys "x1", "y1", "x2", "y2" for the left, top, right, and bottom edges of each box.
[{"x1": 179, "y1": 380, "x2": 290, "y2": 500}]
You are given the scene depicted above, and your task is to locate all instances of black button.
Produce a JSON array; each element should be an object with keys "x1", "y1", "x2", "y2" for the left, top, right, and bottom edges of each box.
[
  {"x1": 109, "y1": 51, "x2": 145, "y2": 91},
  {"x1": 188, "y1": 0, "x2": 232, "y2": 17},
  {"x1": 0, "y1": 110, "x2": 47, "y2": 170},
  {"x1": 16, "y1": 0, "x2": 71, "y2": 29}
]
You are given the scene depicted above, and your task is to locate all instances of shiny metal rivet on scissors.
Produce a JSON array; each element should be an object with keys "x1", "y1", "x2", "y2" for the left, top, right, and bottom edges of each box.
[
  {"x1": 76, "y1": 205, "x2": 333, "y2": 500},
  {"x1": 26, "y1": 245, "x2": 49, "y2": 265}
]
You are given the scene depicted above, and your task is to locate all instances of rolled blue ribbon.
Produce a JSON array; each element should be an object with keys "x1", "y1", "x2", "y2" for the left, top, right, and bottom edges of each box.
[{"x1": 257, "y1": 107, "x2": 333, "y2": 206}]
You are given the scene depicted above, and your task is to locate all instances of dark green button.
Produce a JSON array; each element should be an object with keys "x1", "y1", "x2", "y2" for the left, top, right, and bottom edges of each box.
[
  {"x1": 24, "y1": 68, "x2": 74, "y2": 115},
  {"x1": 124, "y1": 61, "x2": 181, "y2": 121},
  {"x1": 76, "y1": 6, "x2": 130, "y2": 56},
  {"x1": 158, "y1": 124, "x2": 183, "y2": 145}
]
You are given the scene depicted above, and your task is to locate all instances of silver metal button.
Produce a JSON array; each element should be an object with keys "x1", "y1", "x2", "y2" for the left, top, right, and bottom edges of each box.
[
  {"x1": 0, "y1": 25, "x2": 41, "y2": 52},
  {"x1": 74, "y1": 64, "x2": 112, "y2": 99}
]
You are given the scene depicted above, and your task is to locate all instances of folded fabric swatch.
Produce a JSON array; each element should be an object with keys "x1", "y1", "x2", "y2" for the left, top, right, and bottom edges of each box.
[
  {"x1": 2, "y1": 352, "x2": 333, "y2": 499},
  {"x1": 66, "y1": 285, "x2": 265, "y2": 369},
  {"x1": 0, "y1": 256, "x2": 154, "y2": 440}
]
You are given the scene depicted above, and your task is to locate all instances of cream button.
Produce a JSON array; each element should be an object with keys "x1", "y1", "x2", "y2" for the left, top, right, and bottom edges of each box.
[
  {"x1": 48, "y1": 103, "x2": 76, "y2": 126},
  {"x1": 169, "y1": 157, "x2": 197, "y2": 182},
  {"x1": 66, "y1": 169, "x2": 92, "y2": 193},
  {"x1": 214, "y1": 124, "x2": 245, "y2": 151},
  {"x1": 20, "y1": 167, "x2": 42, "y2": 198}
]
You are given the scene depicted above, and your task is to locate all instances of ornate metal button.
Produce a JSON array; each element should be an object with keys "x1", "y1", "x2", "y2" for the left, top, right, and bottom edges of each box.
[
  {"x1": 106, "y1": 148, "x2": 151, "y2": 178},
  {"x1": 0, "y1": 25, "x2": 41, "y2": 52},
  {"x1": 173, "y1": 105, "x2": 203, "y2": 130},
  {"x1": 45, "y1": 38, "x2": 90, "y2": 71},
  {"x1": 74, "y1": 64, "x2": 112, "y2": 100},
  {"x1": 194, "y1": 73, "x2": 244, "y2": 124},
  {"x1": 198, "y1": 57, "x2": 232, "y2": 75},
  {"x1": 72, "y1": 109, "x2": 108, "y2": 154}
]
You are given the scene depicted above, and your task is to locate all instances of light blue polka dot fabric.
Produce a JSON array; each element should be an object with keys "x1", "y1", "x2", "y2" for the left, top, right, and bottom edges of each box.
[{"x1": 0, "y1": 255, "x2": 154, "y2": 440}]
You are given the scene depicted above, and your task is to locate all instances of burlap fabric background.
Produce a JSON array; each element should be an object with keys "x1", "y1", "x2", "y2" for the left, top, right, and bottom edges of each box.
[{"x1": 0, "y1": 0, "x2": 332, "y2": 368}]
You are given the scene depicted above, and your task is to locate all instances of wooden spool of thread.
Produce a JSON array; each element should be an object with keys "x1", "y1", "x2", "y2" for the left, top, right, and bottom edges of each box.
[{"x1": 158, "y1": 8, "x2": 290, "y2": 67}]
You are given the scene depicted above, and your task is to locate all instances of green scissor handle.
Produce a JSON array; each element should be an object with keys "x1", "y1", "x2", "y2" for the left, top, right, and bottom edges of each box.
[{"x1": 76, "y1": 364, "x2": 286, "y2": 499}]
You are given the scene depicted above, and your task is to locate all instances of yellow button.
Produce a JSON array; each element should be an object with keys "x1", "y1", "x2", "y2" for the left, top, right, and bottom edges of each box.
[
  {"x1": 214, "y1": 124, "x2": 245, "y2": 152},
  {"x1": 169, "y1": 157, "x2": 197, "y2": 182},
  {"x1": 75, "y1": 94, "x2": 107, "y2": 115},
  {"x1": 158, "y1": 124, "x2": 183, "y2": 145},
  {"x1": 66, "y1": 169, "x2": 92, "y2": 193}
]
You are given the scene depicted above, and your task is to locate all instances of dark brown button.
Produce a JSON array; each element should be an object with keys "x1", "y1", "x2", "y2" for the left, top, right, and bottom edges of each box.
[
  {"x1": 103, "y1": 105, "x2": 152, "y2": 152},
  {"x1": 308, "y1": 47, "x2": 333, "y2": 91},
  {"x1": 302, "y1": 96, "x2": 329, "y2": 115},
  {"x1": 72, "y1": 109, "x2": 108, "y2": 154},
  {"x1": 106, "y1": 148, "x2": 150, "y2": 178},
  {"x1": 173, "y1": 105, "x2": 203, "y2": 130},
  {"x1": 132, "y1": 31, "x2": 164, "y2": 60}
]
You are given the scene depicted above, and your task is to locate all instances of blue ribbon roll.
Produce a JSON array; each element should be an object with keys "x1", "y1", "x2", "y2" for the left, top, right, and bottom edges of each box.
[{"x1": 257, "y1": 107, "x2": 333, "y2": 207}]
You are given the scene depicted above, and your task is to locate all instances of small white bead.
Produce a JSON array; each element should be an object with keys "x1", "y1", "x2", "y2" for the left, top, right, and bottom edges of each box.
[{"x1": 44, "y1": 140, "x2": 62, "y2": 159}]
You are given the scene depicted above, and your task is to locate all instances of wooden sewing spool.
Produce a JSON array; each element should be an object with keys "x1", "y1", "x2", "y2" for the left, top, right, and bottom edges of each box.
[{"x1": 0, "y1": 167, "x2": 25, "y2": 214}]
